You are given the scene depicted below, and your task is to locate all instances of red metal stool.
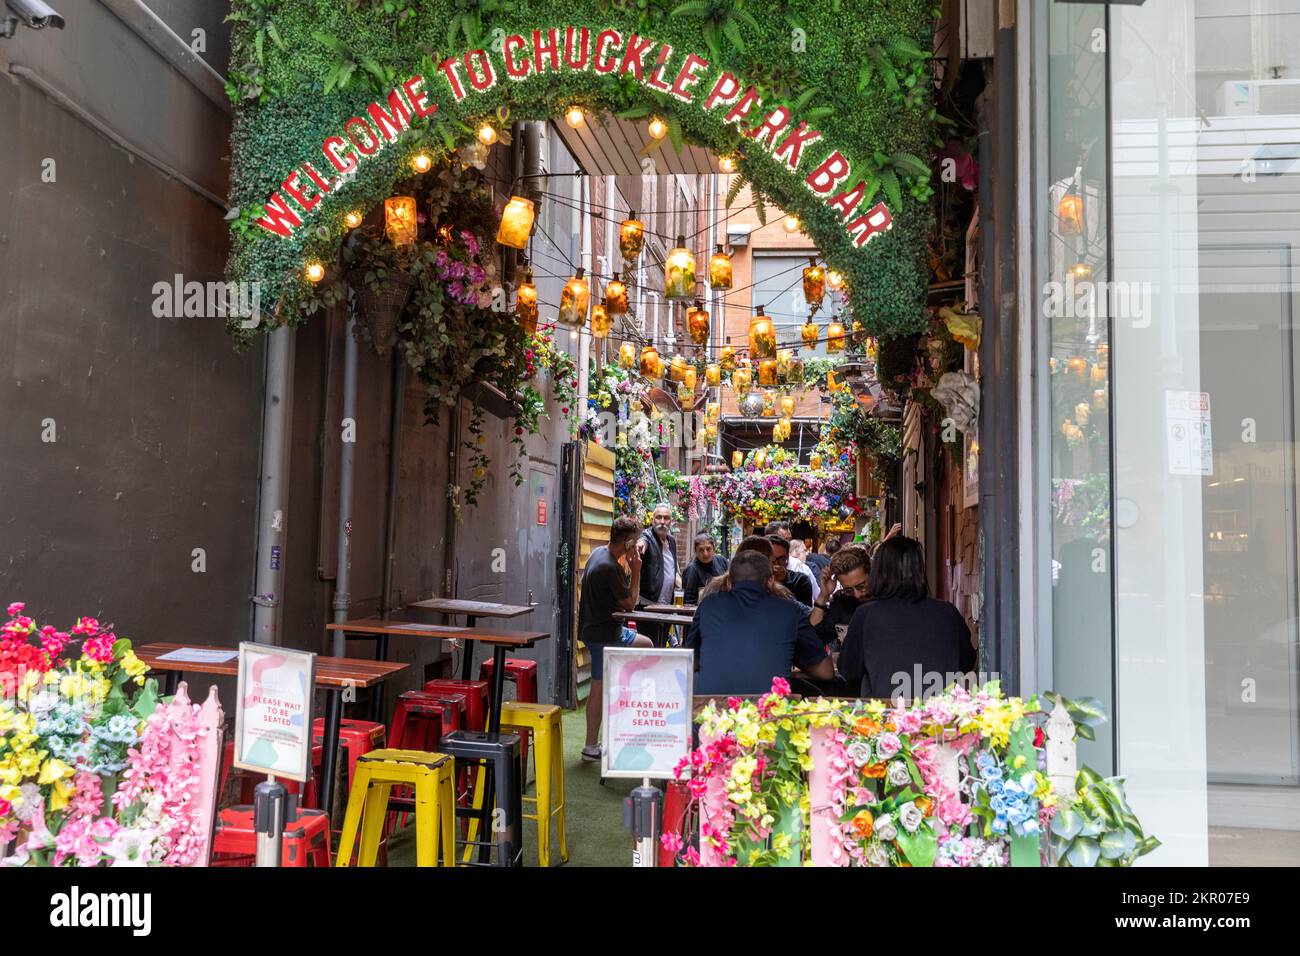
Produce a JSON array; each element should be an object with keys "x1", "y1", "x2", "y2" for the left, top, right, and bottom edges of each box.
[
  {"x1": 387, "y1": 692, "x2": 470, "y2": 828},
  {"x1": 312, "y1": 717, "x2": 386, "y2": 798},
  {"x1": 478, "y1": 658, "x2": 539, "y2": 704},
  {"x1": 423, "y1": 678, "x2": 490, "y2": 731},
  {"x1": 211, "y1": 806, "x2": 331, "y2": 867},
  {"x1": 660, "y1": 779, "x2": 693, "y2": 867},
  {"x1": 221, "y1": 739, "x2": 322, "y2": 807}
]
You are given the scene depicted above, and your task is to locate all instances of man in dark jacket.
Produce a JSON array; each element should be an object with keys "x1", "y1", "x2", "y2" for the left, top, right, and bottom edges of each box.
[
  {"x1": 681, "y1": 533, "x2": 728, "y2": 605},
  {"x1": 635, "y1": 502, "x2": 679, "y2": 642},
  {"x1": 810, "y1": 544, "x2": 871, "y2": 649}
]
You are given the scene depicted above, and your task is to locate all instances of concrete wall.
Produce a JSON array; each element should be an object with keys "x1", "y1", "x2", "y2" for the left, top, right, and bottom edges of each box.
[{"x1": 0, "y1": 4, "x2": 263, "y2": 645}]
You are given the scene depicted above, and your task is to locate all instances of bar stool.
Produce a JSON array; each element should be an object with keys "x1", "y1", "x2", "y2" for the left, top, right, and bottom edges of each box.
[
  {"x1": 438, "y1": 730, "x2": 523, "y2": 867},
  {"x1": 312, "y1": 717, "x2": 386, "y2": 795},
  {"x1": 423, "y1": 678, "x2": 490, "y2": 730},
  {"x1": 478, "y1": 658, "x2": 539, "y2": 704},
  {"x1": 211, "y1": 806, "x2": 332, "y2": 867},
  {"x1": 467, "y1": 701, "x2": 567, "y2": 866},
  {"x1": 660, "y1": 779, "x2": 692, "y2": 867},
  {"x1": 335, "y1": 749, "x2": 457, "y2": 867},
  {"x1": 389, "y1": 691, "x2": 466, "y2": 749}
]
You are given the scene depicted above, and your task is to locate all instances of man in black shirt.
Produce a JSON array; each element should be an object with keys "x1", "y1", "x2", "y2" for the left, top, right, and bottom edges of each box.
[
  {"x1": 681, "y1": 532, "x2": 728, "y2": 605},
  {"x1": 768, "y1": 535, "x2": 814, "y2": 607},
  {"x1": 578, "y1": 515, "x2": 653, "y2": 760},
  {"x1": 810, "y1": 544, "x2": 872, "y2": 649}
]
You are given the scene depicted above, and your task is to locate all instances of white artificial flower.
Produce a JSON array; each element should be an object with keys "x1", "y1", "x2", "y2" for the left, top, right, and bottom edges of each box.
[
  {"x1": 874, "y1": 813, "x2": 898, "y2": 842},
  {"x1": 867, "y1": 843, "x2": 890, "y2": 867},
  {"x1": 846, "y1": 740, "x2": 873, "y2": 767},
  {"x1": 898, "y1": 801, "x2": 924, "y2": 833},
  {"x1": 887, "y1": 760, "x2": 912, "y2": 787}
]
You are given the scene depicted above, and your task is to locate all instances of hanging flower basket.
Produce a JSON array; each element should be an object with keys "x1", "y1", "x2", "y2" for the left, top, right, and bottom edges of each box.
[{"x1": 348, "y1": 268, "x2": 417, "y2": 355}]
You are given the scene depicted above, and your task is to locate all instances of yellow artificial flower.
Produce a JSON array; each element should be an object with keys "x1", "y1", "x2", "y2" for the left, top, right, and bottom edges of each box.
[
  {"x1": 47, "y1": 776, "x2": 75, "y2": 812},
  {"x1": 120, "y1": 649, "x2": 150, "y2": 683},
  {"x1": 772, "y1": 832, "x2": 793, "y2": 857},
  {"x1": 0, "y1": 783, "x2": 22, "y2": 806},
  {"x1": 38, "y1": 756, "x2": 74, "y2": 786}
]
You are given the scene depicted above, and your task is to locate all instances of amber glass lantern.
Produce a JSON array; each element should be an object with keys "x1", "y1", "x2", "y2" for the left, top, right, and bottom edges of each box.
[
  {"x1": 802, "y1": 258, "x2": 826, "y2": 306},
  {"x1": 590, "y1": 303, "x2": 612, "y2": 338},
  {"x1": 687, "y1": 300, "x2": 710, "y2": 346},
  {"x1": 720, "y1": 340, "x2": 737, "y2": 372},
  {"x1": 496, "y1": 195, "x2": 535, "y2": 249},
  {"x1": 754, "y1": 448, "x2": 768, "y2": 469},
  {"x1": 787, "y1": 353, "x2": 804, "y2": 385},
  {"x1": 705, "y1": 363, "x2": 721, "y2": 387},
  {"x1": 620, "y1": 212, "x2": 646, "y2": 261},
  {"x1": 515, "y1": 267, "x2": 538, "y2": 335},
  {"x1": 826, "y1": 319, "x2": 846, "y2": 354},
  {"x1": 669, "y1": 354, "x2": 689, "y2": 382},
  {"x1": 779, "y1": 394, "x2": 796, "y2": 418},
  {"x1": 558, "y1": 268, "x2": 590, "y2": 327},
  {"x1": 677, "y1": 381, "x2": 694, "y2": 406},
  {"x1": 757, "y1": 358, "x2": 778, "y2": 387},
  {"x1": 665, "y1": 236, "x2": 697, "y2": 301},
  {"x1": 705, "y1": 401, "x2": 720, "y2": 424},
  {"x1": 826, "y1": 369, "x2": 842, "y2": 393},
  {"x1": 385, "y1": 195, "x2": 418, "y2": 246},
  {"x1": 827, "y1": 269, "x2": 845, "y2": 292},
  {"x1": 761, "y1": 390, "x2": 776, "y2": 416},
  {"x1": 619, "y1": 341, "x2": 637, "y2": 369},
  {"x1": 731, "y1": 450, "x2": 744, "y2": 469},
  {"x1": 748, "y1": 306, "x2": 776, "y2": 360},
  {"x1": 732, "y1": 364, "x2": 752, "y2": 393},
  {"x1": 705, "y1": 421, "x2": 718, "y2": 442},
  {"x1": 683, "y1": 365, "x2": 697, "y2": 392},
  {"x1": 605, "y1": 272, "x2": 628, "y2": 314},
  {"x1": 639, "y1": 344, "x2": 661, "y2": 377},
  {"x1": 1058, "y1": 192, "x2": 1085, "y2": 236},
  {"x1": 809, "y1": 451, "x2": 823, "y2": 470},
  {"x1": 801, "y1": 320, "x2": 819, "y2": 350},
  {"x1": 709, "y1": 245, "x2": 733, "y2": 290}
]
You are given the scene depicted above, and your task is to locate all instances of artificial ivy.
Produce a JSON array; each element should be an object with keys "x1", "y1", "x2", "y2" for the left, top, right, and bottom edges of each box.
[{"x1": 225, "y1": 0, "x2": 939, "y2": 338}]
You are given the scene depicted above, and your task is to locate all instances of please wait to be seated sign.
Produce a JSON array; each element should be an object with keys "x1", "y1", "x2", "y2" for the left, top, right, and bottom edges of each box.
[{"x1": 601, "y1": 647, "x2": 693, "y2": 780}]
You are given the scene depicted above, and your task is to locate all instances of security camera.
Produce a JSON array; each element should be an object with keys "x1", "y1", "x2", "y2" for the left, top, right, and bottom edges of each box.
[{"x1": 1, "y1": 0, "x2": 66, "y2": 38}]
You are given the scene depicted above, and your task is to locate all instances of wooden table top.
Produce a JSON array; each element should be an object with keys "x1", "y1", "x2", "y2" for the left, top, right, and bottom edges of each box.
[
  {"x1": 327, "y1": 618, "x2": 549, "y2": 647},
  {"x1": 134, "y1": 643, "x2": 407, "y2": 689},
  {"x1": 644, "y1": 604, "x2": 696, "y2": 615},
  {"x1": 615, "y1": 610, "x2": 693, "y2": 626},
  {"x1": 405, "y1": 598, "x2": 535, "y2": 618}
]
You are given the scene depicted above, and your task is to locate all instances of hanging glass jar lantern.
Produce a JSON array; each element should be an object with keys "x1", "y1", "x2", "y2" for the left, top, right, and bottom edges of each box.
[
  {"x1": 801, "y1": 320, "x2": 820, "y2": 350},
  {"x1": 668, "y1": 354, "x2": 689, "y2": 383},
  {"x1": 754, "y1": 447, "x2": 768, "y2": 469},
  {"x1": 720, "y1": 339, "x2": 737, "y2": 372},
  {"x1": 732, "y1": 364, "x2": 752, "y2": 394},
  {"x1": 677, "y1": 380, "x2": 694, "y2": 406},
  {"x1": 709, "y1": 245, "x2": 733, "y2": 290},
  {"x1": 802, "y1": 258, "x2": 826, "y2": 306},
  {"x1": 1058, "y1": 191, "x2": 1085, "y2": 236},
  {"x1": 683, "y1": 365, "x2": 697, "y2": 392},
  {"x1": 385, "y1": 195, "x2": 418, "y2": 246},
  {"x1": 605, "y1": 272, "x2": 628, "y2": 314},
  {"x1": 757, "y1": 358, "x2": 778, "y2": 387},
  {"x1": 826, "y1": 319, "x2": 846, "y2": 354},
  {"x1": 776, "y1": 349, "x2": 793, "y2": 383},
  {"x1": 620, "y1": 212, "x2": 646, "y2": 261},
  {"x1": 665, "y1": 236, "x2": 697, "y2": 301},
  {"x1": 761, "y1": 390, "x2": 776, "y2": 417},
  {"x1": 639, "y1": 344, "x2": 661, "y2": 377},
  {"x1": 809, "y1": 451, "x2": 823, "y2": 470},
  {"x1": 705, "y1": 362, "x2": 721, "y2": 387},
  {"x1": 731, "y1": 450, "x2": 744, "y2": 469},
  {"x1": 558, "y1": 268, "x2": 590, "y2": 327},
  {"x1": 705, "y1": 401, "x2": 720, "y2": 424},
  {"x1": 779, "y1": 394, "x2": 796, "y2": 418},
  {"x1": 748, "y1": 305, "x2": 776, "y2": 360},
  {"x1": 515, "y1": 266, "x2": 538, "y2": 335},
  {"x1": 787, "y1": 352, "x2": 804, "y2": 385},
  {"x1": 705, "y1": 421, "x2": 718, "y2": 442},
  {"x1": 619, "y1": 341, "x2": 637, "y2": 369},
  {"x1": 827, "y1": 269, "x2": 845, "y2": 292},
  {"x1": 496, "y1": 195, "x2": 535, "y2": 249},
  {"x1": 740, "y1": 391, "x2": 764, "y2": 418},
  {"x1": 826, "y1": 369, "x2": 842, "y2": 393},
  {"x1": 686, "y1": 300, "x2": 710, "y2": 346},
  {"x1": 591, "y1": 302, "x2": 612, "y2": 338}
]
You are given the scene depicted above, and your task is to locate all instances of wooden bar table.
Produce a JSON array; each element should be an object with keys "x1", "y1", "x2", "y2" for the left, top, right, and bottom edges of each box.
[
  {"x1": 615, "y1": 609, "x2": 695, "y2": 647},
  {"x1": 643, "y1": 603, "x2": 696, "y2": 615},
  {"x1": 404, "y1": 599, "x2": 535, "y2": 680},
  {"x1": 134, "y1": 642, "x2": 408, "y2": 823}
]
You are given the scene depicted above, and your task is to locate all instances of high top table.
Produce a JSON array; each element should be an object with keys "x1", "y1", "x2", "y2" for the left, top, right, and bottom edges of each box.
[
  {"x1": 133, "y1": 642, "x2": 408, "y2": 824},
  {"x1": 404, "y1": 598, "x2": 535, "y2": 679}
]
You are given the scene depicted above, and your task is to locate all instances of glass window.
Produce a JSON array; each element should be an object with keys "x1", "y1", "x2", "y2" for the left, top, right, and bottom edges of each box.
[{"x1": 751, "y1": 252, "x2": 828, "y2": 356}]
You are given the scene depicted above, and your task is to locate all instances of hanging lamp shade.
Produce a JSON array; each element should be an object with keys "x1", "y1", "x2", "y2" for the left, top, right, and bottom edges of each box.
[
  {"x1": 720, "y1": 340, "x2": 737, "y2": 372},
  {"x1": 826, "y1": 319, "x2": 846, "y2": 354},
  {"x1": 686, "y1": 300, "x2": 710, "y2": 346},
  {"x1": 748, "y1": 305, "x2": 776, "y2": 360},
  {"x1": 620, "y1": 212, "x2": 646, "y2": 261},
  {"x1": 705, "y1": 362, "x2": 721, "y2": 387},
  {"x1": 639, "y1": 344, "x2": 661, "y2": 377},
  {"x1": 802, "y1": 258, "x2": 826, "y2": 306},
  {"x1": 558, "y1": 268, "x2": 590, "y2": 327},
  {"x1": 731, "y1": 364, "x2": 752, "y2": 394},
  {"x1": 497, "y1": 195, "x2": 535, "y2": 249},
  {"x1": 605, "y1": 272, "x2": 628, "y2": 314},
  {"x1": 385, "y1": 195, "x2": 418, "y2": 246},
  {"x1": 665, "y1": 235, "x2": 697, "y2": 301},
  {"x1": 619, "y1": 341, "x2": 637, "y2": 369},
  {"x1": 591, "y1": 302, "x2": 612, "y2": 338},
  {"x1": 709, "y1": 245, "x2": 733, "y2": 290},
  {"x1": 801, "y1": 320, "x2": 820, "y2": 350},
  {"x1": 516, "y1": 266, "x2": 538, "y2": 335},
  {"x1": 1058, "y1": 192, "x2": 1085, "y2": 236}
]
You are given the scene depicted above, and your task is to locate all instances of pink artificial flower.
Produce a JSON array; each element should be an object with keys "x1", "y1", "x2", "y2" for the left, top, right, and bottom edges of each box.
[
  {"x1": 71, "y1": 617, "x2": 100, "y2": 636},
  {"x1": 660, "y1": 831, "x2": 684, "y2": 854},
  {"x1": 82, "y1": 634, "x2": 115, "y2": 664},
  {"x1": 69, "y1": 772, "x2": 104, "y2": 821},
  {"x1": 771, "y1": 676, "x2": 791, "y2": 697},
  {"x1": 682, "y1": 846, "x2": 701, "y2": 867},
  {"x1": 894, "y1": 710, "x2": 923, "y2": 734},
  {"x1": 727, "y1": 696, "x2": 742, "y2": 711},
  {"x1": 6, "y1": 602, "x2": 23, "y2": 617}
]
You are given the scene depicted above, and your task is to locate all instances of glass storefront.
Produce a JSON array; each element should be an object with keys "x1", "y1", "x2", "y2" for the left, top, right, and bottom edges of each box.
[{"x1": 1039, "y1": 0, "x2": 1300, "y2": 866}]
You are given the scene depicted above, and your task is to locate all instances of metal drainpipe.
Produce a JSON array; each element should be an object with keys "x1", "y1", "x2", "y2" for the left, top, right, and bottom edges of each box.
[
  {"x1": 579, "y1": 176, "x2": 592, "y2": 412},
  {"x1": 379, "y1": 356, "x2": 406, "y2": 617},
  {"x1": 252, "y1": 322, "x2": 296, "y2": 645},
  {"x1": 331, "y1": 312, "x2": 359, "y2": 652}
]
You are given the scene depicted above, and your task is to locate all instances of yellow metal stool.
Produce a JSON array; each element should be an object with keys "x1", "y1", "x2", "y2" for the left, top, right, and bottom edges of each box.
[
  {"x1": 464, "y1": 702, "x2": 568, "y2": 866},
  {"x1": 336, "y1": 749, "x2": 456, "y2": 867}
]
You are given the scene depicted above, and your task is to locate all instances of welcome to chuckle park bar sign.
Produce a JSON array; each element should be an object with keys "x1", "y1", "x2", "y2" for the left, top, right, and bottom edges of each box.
[{"x1": 253, "y1": 25, "x2": 894, "y2": 250}]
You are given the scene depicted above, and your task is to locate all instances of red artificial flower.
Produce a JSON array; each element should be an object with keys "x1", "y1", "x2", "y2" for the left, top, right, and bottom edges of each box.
[{"x1": 1033, "y1": 726, "x2": 1045, "y2": 748}]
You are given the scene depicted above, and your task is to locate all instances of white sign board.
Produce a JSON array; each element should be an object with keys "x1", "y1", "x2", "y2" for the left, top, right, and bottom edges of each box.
[
  {"x1": 233, "y1": 643, "x2": 316, "y2": 782},
  {"x1": 1165, "y1": 390, "x2": 1213, "y2": 477},
  {"x1": 601, "y1": 647, "x2": 694, "y2": 780}
]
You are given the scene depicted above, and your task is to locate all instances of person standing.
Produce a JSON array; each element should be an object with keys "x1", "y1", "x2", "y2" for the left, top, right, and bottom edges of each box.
[
  {"x1": 681, "y1": 532, "x2": 728, "y2": 605},
  {"x1": 768, "y1": 535, "x2": 815, "y2": 607},
  {"x1": 578, "y1": 515, "x2": 653, "y2": 761},
  {"x1": 636, "y1": 502, "x2": 680, "y2": 643},
  {"x1": 685, "y1": 549, "x2": 834, "y2": 695},
  {"x1": 837, "y1": 536, "x2": 975, "y2": 701}
]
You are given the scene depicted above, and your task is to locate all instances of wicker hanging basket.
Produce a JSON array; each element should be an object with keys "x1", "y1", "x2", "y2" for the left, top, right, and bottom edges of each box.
[{"x1": 348, "y1": 268, "x2": 417, "y2": 355}]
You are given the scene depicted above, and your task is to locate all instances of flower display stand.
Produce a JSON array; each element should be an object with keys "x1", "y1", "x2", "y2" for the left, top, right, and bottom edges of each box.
[{"x1": 162, "y1": 682, "x2": 224, "y2": 866}]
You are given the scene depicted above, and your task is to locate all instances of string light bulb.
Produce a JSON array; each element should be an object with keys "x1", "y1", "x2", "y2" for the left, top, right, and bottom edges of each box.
[
  {"x1": 827, "y1": 269, "x2": 845, "y2": 291},
  {"x1": 305, "y1": 261, "x2": 326, "y2": 283},
  {"x1": 718, "y1": 155, "x2": 737, "y2": 174},
  {"x1": 647, "y1": 116, "x2": 669, "y2": 140},
  {"x1": 344, "y1": 210, "x2": 363, "y2": 230},
  {"x1": 565, "y1": 106, "x2": 585, "y2": 128},
  {"x1": 477, "y1": 123, "x2": 499, "y2": 145},
  {"x1": 782, "y1": 214, "x2": 801, "y2": 234},
  {"x1": 411, "y1": 152, "x2": 433, "y2": 173}
]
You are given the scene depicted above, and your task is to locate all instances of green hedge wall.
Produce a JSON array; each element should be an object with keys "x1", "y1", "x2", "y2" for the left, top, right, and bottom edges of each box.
[{"x1": 227, "y1": 0, "x2": 938, "y2": 336}]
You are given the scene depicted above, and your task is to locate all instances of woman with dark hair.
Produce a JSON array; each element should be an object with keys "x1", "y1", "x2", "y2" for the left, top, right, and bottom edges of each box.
[{"x1": 836, "y1": 536, "x2": 975, "y2": 700}]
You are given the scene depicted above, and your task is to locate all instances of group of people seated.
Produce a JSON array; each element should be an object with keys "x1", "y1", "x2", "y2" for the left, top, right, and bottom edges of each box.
[{"x1": 577, "y1": 511, "x2": 975, "y2": 762}]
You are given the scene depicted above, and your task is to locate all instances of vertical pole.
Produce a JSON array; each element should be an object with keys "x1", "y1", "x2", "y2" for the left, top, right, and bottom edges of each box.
[
  {"x1": 332, "y1": 314, "x2": 360, "y2": 653},
  {"x1": 253, "y1": 777, "x2": 287, "y2": 867},
  {"x1": 253, "y1": 323, "x2": 296, "y2": 646},
  {"x1": 627, "y1": 777, "x2": 662, "y2": 867}
]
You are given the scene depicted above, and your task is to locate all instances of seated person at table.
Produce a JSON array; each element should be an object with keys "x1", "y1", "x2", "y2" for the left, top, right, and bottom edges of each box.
[
  {"x1": 682, "y1": 532, "x2": 728, "y2": 605},
  {"x1": 685, "y1": 549, "x2": 833, "y2": 695},
  {"x1": 811, "y1": 544, "x2": 872, "y2": 649},
  {"x1": 578, "y1": 515, "x2": 654, "y2": 761},
  {"x1": 699, "y1": 535, "x2": 776, "y2": 600},
  {"x1": 768, "y1": 535, "x2": 815, "y2": 608},
  {"x1": 837, "y1": 536, "x2": 975, "y2": 701}
]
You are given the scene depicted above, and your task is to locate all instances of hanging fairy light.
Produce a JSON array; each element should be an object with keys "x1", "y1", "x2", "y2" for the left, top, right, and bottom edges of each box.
[
  {"x1": 782, "y1": 213, "x2": 801, "y2": 234},
  {"x1": 709, "y1": 245, "x2": 733, "y2": 290},
  {"x1": 605, "y1": 272, "x2": 628, "y2": 314},
  {"x1": 304, "y1": 261, "x2": 326, "y2": 283},
  {"x1": 720, "y1": 339, "x2": 737, "y2": 372},
  {"x1": 705, "y1": 362, "x2": 721, "y2": 387},
  {"x1": 801, "y1": 319, "x2": 820, "y2": 350},
  {"x1": 827, "y1": 269, "x2": 845, "y2": 291},
  {"x1": 591, "y1": 302, "x2": 612, "y2": 338},
  {"x1": 619, "y1": 212, "x2": 646, "y2": 261},
  {"x1": 647, "y1": 116, "x2": 668, "y2": 140},
  {"x1": 1071, "y1": 262, "x2": 1093, "y2": 280},
  {"x1": 411, "y1": 152, "x2": 433, "y2": 173},
  {"x1": 496, "y1": 195, "x2": 535, "y2": 249},
  {"x1": 718, "y1": 154, "x2": 737, "y2": 174},
  {"x1": 687, "y1": 300, "x2": 710, "y2": 346},
  {"x1": 665, "y1": 235, "x2": 697, "y2": 301},
  {"x1": 558, "y1": 268, "x2": 590, "y2": 327},
  {"x1": 515, "y1": 266, "x2": 538, "y2": 335},
  {"x1": 343, "y1": 210, "x2": 364, "y2": 230},
  {"x1": 639, "y1": 344, "x2": 661, "y2": 377},
  {"x1": 619, "y1": 341, "x2": 637, "y2": 369},
  {"x1": 802, "y1": 258, "x2": 826, "y2": 306},
  {"x1": 565, "y1": 105, "x2": 585, "y2": 128},
  {"x1": 748, "y1": 305, "x2": 776, "y2": 360},
  {"x1": 826, "y1": 318, "x2": 846, "y2": 354},
  {"x1": 477, "y1": 123, "x2": 499, "y2": 145},
  {"x1": 384, "y1": 195, "x2": 418, "y2": 246}
]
